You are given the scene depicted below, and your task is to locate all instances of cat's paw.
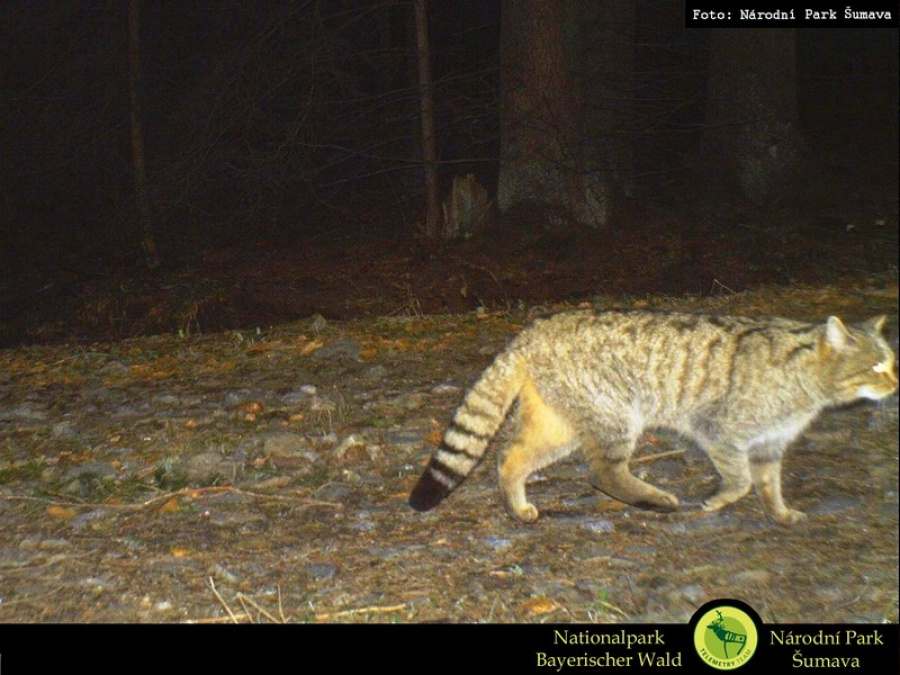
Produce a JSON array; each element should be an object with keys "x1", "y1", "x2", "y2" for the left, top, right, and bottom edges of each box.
[
  {"x1": 773, "y1": 508, "x2": 807, "y2": 526},
  {"x1": 511, "y1": 502, "x2": 540, "y2": 523}
]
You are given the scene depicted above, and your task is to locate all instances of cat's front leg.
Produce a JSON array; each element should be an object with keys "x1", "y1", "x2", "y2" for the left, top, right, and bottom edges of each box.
[
  {"x1": 749, "y1": 444, "x2": 806, "y2": 526},
  {"x1": 701, "y1": 441, "x2": 753, "y2": 512}
]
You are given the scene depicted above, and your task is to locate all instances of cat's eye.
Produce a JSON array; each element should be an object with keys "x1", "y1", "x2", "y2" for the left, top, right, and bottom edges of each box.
[{"x1": 873, "y1": 363, "x2": 898, "y2": 384}]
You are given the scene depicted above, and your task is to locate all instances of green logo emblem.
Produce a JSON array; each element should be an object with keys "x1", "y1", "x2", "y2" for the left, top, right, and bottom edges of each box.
[{"x1": 693, "y1": 603, "x2": 759, "y2": 670}]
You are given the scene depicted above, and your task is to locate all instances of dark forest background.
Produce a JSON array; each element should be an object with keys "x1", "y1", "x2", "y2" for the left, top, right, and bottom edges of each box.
[{"x1": 1, "y1": 1, "x2": 897, "y2": 345}]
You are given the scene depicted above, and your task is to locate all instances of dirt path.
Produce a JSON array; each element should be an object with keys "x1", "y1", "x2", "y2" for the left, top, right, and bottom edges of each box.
[{"x1": 0, "y1": 285, "x2": 896, "y2": 623}]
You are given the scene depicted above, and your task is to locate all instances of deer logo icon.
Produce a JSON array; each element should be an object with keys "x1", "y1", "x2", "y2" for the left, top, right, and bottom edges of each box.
[
  {"x1": 707, "y1": 609, "x2": 747, "y2": 658},
  {"x1": 693, "y1": 602, "x2": 759, "y2": 669}
]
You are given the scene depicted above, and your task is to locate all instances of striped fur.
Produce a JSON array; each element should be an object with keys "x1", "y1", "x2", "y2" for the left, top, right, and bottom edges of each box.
[
  {"x1": 409, "y1": 349, "x2": 524, "y2": 511},
  {"x1": 409, "y1": 310, "x2": 897, "y2": 524}
]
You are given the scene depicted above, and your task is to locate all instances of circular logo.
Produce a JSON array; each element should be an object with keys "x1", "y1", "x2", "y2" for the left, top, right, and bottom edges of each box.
[{"x1": 692, "y1": 602, "x2": 759, "y2": 670}]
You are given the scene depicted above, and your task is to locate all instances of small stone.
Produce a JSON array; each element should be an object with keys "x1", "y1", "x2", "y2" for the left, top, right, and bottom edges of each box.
[
  {"x1": 263, "y1": 432, "x2": 310, "y2": 458},
  {"x1": 305, "y1": 562, "x2": 337, "y2": 581},
  {"x1": 208, "y1": 564, "x2": 240, "y2": 584},
  {"x1": 484, "y1": 536, "x2": 512, "y2": 551},
  {"x1": 51, "y1": 422, "x2": 81, "y2": 440},
  {"x1": 579, "y1": 517, "x2": 615, "y2": 534},
  {"x1": 313, "y1": 338, "x2": 362, "y2": 361}
]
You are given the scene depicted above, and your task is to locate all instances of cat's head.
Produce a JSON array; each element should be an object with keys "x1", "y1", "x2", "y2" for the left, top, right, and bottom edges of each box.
[{"x1": 822, "y1": 315, "x2": 897, "y2": 404}]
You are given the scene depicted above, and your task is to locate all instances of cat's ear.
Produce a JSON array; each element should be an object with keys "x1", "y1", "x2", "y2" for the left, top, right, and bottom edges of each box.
[
  {"x1": 824, "y1": 316, "x2": 853, "y2": 350},
  {"x1": 863, "y1": 315, "x2": 888, "y2": 334}
]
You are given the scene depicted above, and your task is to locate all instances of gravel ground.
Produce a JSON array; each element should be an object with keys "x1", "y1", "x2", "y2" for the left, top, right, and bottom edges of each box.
[{"x1": 0, "y1": 287, "x2": 896, "y2": 623}]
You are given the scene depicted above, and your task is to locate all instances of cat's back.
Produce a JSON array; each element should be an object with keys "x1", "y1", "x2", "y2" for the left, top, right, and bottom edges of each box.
[
  {"x1": 516, "y1": 308, "x2": 816, "y2": 367},
  {"x1": 512, "y1": 309, "x2": 825, "y2": 414}
]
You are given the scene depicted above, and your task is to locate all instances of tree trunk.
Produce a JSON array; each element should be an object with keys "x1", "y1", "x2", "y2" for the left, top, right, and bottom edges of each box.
[
  {"x1": 577, "y1": 0, "x2": 635, "y2": 203},
  {"x1": 700, "y1": 29, "x2": 806, "y2": 204},
  {"x1": 413, "y1": 0, "x2": 442, "y2": 238},
  {"x1": 498, "y1": 0, "x2": 599, "y2": 229},
  {"x1": 128, "y1": 0, "x2": 160, "y2": 269}
]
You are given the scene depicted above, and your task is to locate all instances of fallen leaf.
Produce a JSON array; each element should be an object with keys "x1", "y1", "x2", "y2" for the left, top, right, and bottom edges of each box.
[
  {"x1": 159, "y1": 498, "x2": 180, "y2": 514},
  {"x1": 48, "y1": 505, "x2": 77, "y2": 520},
  {"x1": 521, "y1": 597, "x2": 559, "y2": 616}
]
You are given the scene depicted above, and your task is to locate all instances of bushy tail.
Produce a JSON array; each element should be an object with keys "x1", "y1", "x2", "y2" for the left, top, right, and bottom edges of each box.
[{"x1": 409, "y1": 353, "x2": 524, "y2": 512}]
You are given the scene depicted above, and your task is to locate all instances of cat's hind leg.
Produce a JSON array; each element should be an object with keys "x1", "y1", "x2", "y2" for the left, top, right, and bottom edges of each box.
[
  {"x1": 585, "y1": 432, "x2": 679, "y2": 511},
  {"x1": 497, "y1": 380, "x2": 577, "y2": 522}
]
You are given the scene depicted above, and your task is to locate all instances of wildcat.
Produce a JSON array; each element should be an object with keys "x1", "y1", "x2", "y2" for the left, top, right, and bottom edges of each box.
[{"x1": 409, "y1": 310, "x2": 897, "y2": 525}]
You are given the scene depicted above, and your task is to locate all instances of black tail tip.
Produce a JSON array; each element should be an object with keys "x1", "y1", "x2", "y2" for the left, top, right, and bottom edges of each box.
[{"x1": 408, "y1": 471, "x2": 452, "y2": 512}]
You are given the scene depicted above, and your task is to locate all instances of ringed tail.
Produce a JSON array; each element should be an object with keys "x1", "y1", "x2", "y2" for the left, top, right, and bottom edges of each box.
[{"x1": 409, "y1": 352, "x2": 524, "y2": 512}]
